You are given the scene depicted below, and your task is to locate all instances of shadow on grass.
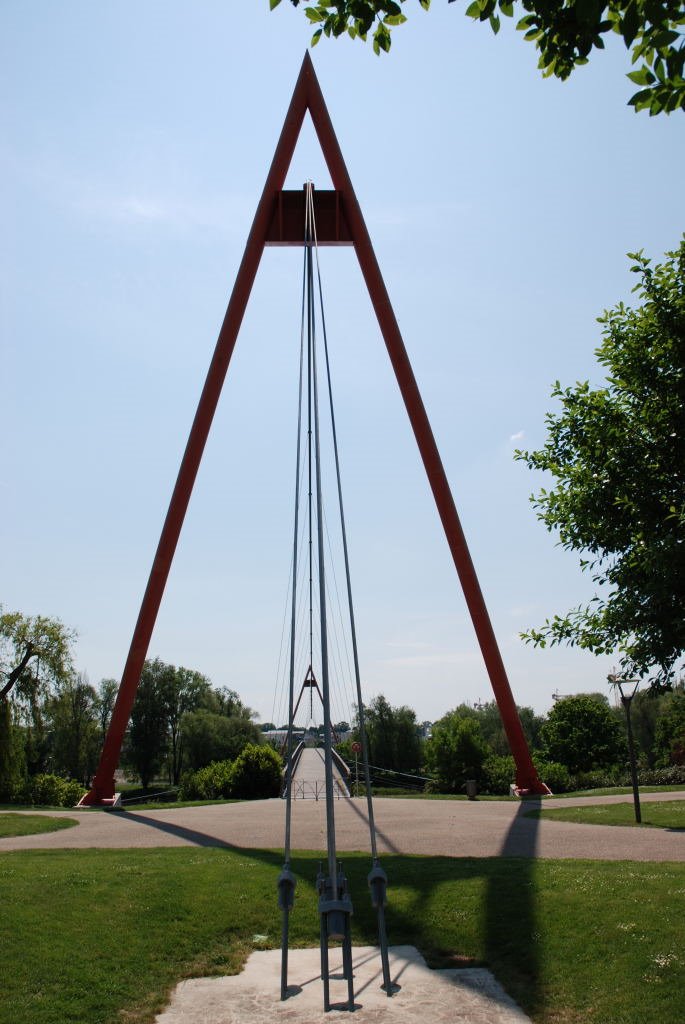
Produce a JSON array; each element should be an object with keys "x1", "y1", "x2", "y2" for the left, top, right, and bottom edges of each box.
[
  {"x1": 486, "y1": 798, "x2": 541, "y2": 1018},
  {"x1": 121, "y1": 801, "x2": 542, "y2": 1018}
]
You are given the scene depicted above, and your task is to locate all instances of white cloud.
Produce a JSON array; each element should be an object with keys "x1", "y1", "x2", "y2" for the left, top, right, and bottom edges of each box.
[{"x1": 509, "y1": 429, "x2": 525, "y2": 442}]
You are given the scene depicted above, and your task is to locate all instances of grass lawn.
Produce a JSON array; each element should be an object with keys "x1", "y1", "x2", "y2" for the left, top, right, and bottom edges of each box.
[
  {"x1": 1, "y1": 848, "x2": 683, "y2": 1024},
  {"x1": 545, "y1": 785, "x2": 685, "y2": 800},
  {"x1": 0, "y1": 814, "x2": 78, "y2": 838},
  {"x1": 366, "y1": 785, "x2": 685, "y2": 801},
  {"x1": 527, "y1": 800, "x2": 685, "y2": 830},
  {"x1": 123, "y1": 798, "x2": 240, "y2": 811}
]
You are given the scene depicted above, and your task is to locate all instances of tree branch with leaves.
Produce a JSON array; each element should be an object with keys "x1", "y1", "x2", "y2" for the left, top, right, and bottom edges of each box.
[
  {"x1": 0, "y1": 607, "x2": 75, "y2": 701},
  {"x1": 272, "y1": 0, "x2": 685, "y2": 113},
  {"x1": 516, "y1": 239, "x2": 685, "y2": 690}
]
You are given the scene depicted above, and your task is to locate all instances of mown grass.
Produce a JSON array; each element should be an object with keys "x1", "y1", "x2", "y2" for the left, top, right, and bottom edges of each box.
[
  {"x1": 367, "y1": 785, "x2": 685, "y2": 801},
  {"x1": 122, "y1": 798, "x2": 240, "y2": 811},
  {"x1": 0, "y1": 814, "x2": 78, "y2": 838},
  {"x1": 1, "y1": 848, "x2": 683, "y2": 1024},
  {"x1": 547, "y1": 785, "x2": 685, "y2": 800},
  {"x1": 527, "y1": 799, "x2": 685, "y2": 830}
]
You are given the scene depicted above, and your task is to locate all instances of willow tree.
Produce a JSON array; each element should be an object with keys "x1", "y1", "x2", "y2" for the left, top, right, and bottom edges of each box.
[{"x1": 0, "y1": 607, "x2": 76, "y2": 797}]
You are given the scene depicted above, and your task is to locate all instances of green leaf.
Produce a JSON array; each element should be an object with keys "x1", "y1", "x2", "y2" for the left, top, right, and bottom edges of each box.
[
  {"x1": 490, "y1": 12, "x2": 500, "y2": 33},
  {"x1": 627, "y1": 67, "x2": 655, "y2": 86},
  {"x1": 466, "y1": 1, "x2": 481, "y2": 17},
  {"x1": 311, "y1": 27, "x2": 323, "y2": 46},
  {"x1": 384, "y1": 13, "x2": 407, "y2": 26},
  {"x1": 305, "y1": 8, "x2": 326, "y2": 23},
  {"x1": 499, "y1": 0, "x2": 514, "y2": 15},
  {"x1": 269, "y1": 0, "x2": 282, "y2": 9}
]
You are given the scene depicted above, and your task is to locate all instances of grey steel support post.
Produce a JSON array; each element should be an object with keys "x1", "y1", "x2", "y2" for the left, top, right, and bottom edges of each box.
[
  {"x1": 318, "y1": 867, "x2": 331, "y2": 1012},
  {"x1": 343, "y1": 912, "x2": 355, "y2": 1011},
  {"x1": 317, "y1": 861, "x2": 355, "y2": 1012},
  {"x1": 368, "y1": 863, "x2": 393, "y2": 993},
  {"x1": 277, "y1": 866, "x2": 297, "y2": 1000}
]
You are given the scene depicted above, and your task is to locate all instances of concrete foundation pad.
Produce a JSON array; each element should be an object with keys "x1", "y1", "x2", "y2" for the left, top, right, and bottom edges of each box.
[{"x1": 155, "y1": 945, "x2": 532, "y2": 1024}]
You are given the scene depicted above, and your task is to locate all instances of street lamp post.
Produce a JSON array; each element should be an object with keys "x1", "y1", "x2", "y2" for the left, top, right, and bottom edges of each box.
[{"x1": 608, "y1": 672, "x2": 641, "y2": 824}]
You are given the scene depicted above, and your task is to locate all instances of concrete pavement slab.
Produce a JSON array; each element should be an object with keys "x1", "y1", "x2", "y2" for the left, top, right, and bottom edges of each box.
[{"x1": 154, "y1": 946, "x2": 532, "y2": 1024}]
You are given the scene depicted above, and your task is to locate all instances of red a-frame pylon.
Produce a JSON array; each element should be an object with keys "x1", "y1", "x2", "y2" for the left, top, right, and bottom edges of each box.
[{"x1": 81, "y1": 54, "x2": 548, "y2": 806}]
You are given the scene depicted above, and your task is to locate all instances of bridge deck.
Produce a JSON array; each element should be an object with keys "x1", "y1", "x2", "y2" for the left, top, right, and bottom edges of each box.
[{"x1": 288, "y1": 747, "x2": 350, "y2": 800}]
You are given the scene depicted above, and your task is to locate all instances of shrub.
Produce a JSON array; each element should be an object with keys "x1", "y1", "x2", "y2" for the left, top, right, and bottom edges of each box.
[
  {"x1": 61, "y1": 779, "x2": 87, "y2": 806},
  {"x1": 482, "y1": 755, "x2": 516, "y2": 795},
  {"x1": 230, "y1": 744, "x2": 283, "y2": 800},
  {"x1": 636, "y1": 765, "x2": 685, "y2": 786},
  {"x1": 571, "y1": 767, "x2": 627, "y2": 791},
  {"x1": 533, "y1": 758, "x2": 572, "y2": 793},
  {"x1": 30, "y1": 774, "x2": 68, "y2": 806},
  {"x1": 179, "y1": 760, "x2": 234, "y2": 801}
]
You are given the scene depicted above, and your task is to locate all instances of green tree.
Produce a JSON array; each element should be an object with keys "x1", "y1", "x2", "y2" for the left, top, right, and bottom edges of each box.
[
  {"x1": 158, "y1": 663, "x2": 213, "y2": 785},
  {"x1": 96, "y1": 678, "x2": 119, "y2": 747},
  {"x1": 275, "y1": 0, "x2": 685, "y2": 114},
  {"x1": 181, "y1": 709, "x2": 263, "y2": 772},
  {"x1": 628, "y1": 687, "x2": 668, "y2": 766},
  {"x1": 450, "y1": 700, "x2": 544, "y2": 755},
  {"x1": 125, "y1": 664, "x2": 169, "y2": 788},
  {"x1": 0, "y1": 698, "x2": 26, "y2": 801},
  {"x1": 47, "y1": 673, "x2": 100, "y2": 785},
  {"x1": 516, "y1": 243, "x2": 685, "y2": 689},
  {"x1": 654, "y1": 687, "x2": 685, "y2": 764},
  {"x1": 540, "y1": 694, "x2": 624, "y2": 773},
  {"x1": 362, "y1": 694, "x2": 422, "y2": 773},
  {"x1": 1, "y1": 607, "x2": 76, "y2": 796},
  {"x1": 0, "y1": 608, "x2": 75, "y2": 702},
  {"x1": 424, "y1": 711, "x2": 489, "y2": 792},
  {"x1": 204, "y1": 685, "x2": 255, "y2": 720}
]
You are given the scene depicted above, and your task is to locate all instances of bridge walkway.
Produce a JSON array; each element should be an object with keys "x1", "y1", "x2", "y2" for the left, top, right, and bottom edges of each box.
[{"x1": 288, "y1": 746, "x2": 350, "y2": 800}]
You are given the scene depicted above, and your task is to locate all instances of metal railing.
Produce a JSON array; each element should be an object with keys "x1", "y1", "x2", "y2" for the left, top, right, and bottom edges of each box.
[{"x1": 291, "y1": 778, "x2": 348, "y2": 800}]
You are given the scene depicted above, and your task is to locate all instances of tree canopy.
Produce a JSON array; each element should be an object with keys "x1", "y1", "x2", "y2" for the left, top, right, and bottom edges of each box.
[
  {"x1": 361, "y1": 694, "x2": 422, "y2": 772},
  {"x1": 274, "y1": 0, "x2": 685, "y2": 114},
  {"x1": 0, "y1": 607, "x2": 75, "y2": 701},
  {"x1": 516, "y1": 241, "x2": 685, "y2": 689},
  {"x1": 424, "y1": 710, "x2": 489, "y2": 790},
  {"x1": 123, "y1": 658, "x2": 260, "y2": 785},
  {"x1": 540, "y1": 694, "x2": 624, "y2": 773}
]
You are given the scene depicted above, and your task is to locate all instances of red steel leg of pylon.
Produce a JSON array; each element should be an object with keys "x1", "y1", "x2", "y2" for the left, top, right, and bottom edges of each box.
[
  {"x1": 82, "y1": 53, "x2": 547, "y2": 806},
  {"x1": 80, "y1": 60, "x2": 315, "y2": 805}
]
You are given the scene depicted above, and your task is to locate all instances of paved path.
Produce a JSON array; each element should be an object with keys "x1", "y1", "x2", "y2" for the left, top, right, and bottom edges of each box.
[{"x1": 2, "y1": 792, "x2": 684, "y2": 860}]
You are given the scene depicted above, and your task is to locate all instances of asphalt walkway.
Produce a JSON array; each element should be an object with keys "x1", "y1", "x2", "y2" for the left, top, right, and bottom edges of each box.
[{"x1": 2, "y1": 791, "x2": 683, "y2": 860}]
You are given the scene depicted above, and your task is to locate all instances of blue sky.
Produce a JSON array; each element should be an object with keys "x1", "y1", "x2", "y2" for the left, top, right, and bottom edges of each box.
[{"x1": 2, "y1": 2, "x2": 684, "y2": 725}]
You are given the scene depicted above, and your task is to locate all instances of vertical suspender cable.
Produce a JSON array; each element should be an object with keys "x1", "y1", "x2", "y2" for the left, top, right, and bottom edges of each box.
[
  {"x1": 311, "y1": 204, "x2": 393, "y2": 995},
  {"x1": 284, "y1": 248, "x2": 307, "y2": 862},
  {"x1": 306, "y1": 183, "x2": 338, "y2": 894},
  {"x1": 278, "y1": 236, "x2": 308, "y2": 1003}
]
